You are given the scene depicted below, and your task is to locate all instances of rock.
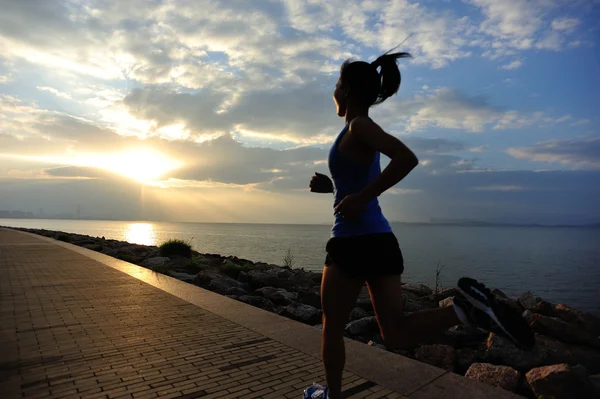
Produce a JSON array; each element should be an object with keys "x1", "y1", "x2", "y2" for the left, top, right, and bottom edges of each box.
[
  {"x1": 141, "y1": 256, "x2": 170, "y2": 268},
  {"x1": 531, "y1": 313, "x2": 600, "y2": 349},
  {"x1": 237, "y1": 295, "x2": 277, "y2": 312},
  {"x1": 169, "y1": 271, "x2": 195, "y2": 283},
  {"x1": 519, "y1": 292, "x2": 541, "y2": 310},
  {"x1": 404, "y1": 298, "x2": 437, "y2": 312},
  {"x1": 402, "y1": 283, "x2": 433, "y2": 297},
  {"x1": 427, "y1": 288, "x2": 459, "y2": 303},
  {"x1": 437, "y1": 325, "x2": 488, "y2": 347},
  {"x1": 310, "y1": 272, "x2": 323, "y2": 285},
  {"x1": 226, "y1": 287, "x2": 248, "y2": 296},
  {"x1": 523, "y1": 310, "x2": 535, "y2": 325},
  {"x1": 254, "y1": 287, "x2": 297, "y2": 306},
  {"x1": 192, "y1": 269, "x2": 226, "y2": 287},
  {"x1": 208, "y1": 278, "x2": 246, "y2": 295},
  {"x1": 554, "y1": 304, "x2": 600, "y2": 337},
  {"x1": 345, "y1": 316, "x2": 380, "y2": 337},
  {"x1": 415, "y1": 344, "x2": 457, "y2": 371},
  {"x1": 104, "y1": 247, "x2": 134, "y2": 258},
  {"x1": 238, "y1": 271, "x2": 249, "y2": 283},
  {"x1": 281, "y1": 302, "x2": 321, "y2": 325},
  {"x1": 349, "y1": 307, "x2": 370, "y2": 321},
  {"x1": 496, "y1": 296, "x2": 524, "y2": 314},
  {"x1": 439, "y1": 296, "x2": 454, "y2": 308},
  {"x1": 297, "y1": 289, "x2": 321, "y2": 309},
  {"x1": 168, "y1": 255, "x2": 196, "y2": 272},
  {"x1": 465, "y1": 363, "x2": 520, "y2": 392},
  {"x1": 484, "y1": 333, "x2": 549, "y2": 371},
  {"x1": 492, "y1": 288, "x2": 508, "y2": 298},
  {"x1": 536, "y1": 335, "x2": 600, "y2": 374},
  {"x1": 457, "y1": 345, "x2": 486, "y2": 373},
  {"x1": 313, "y1": 324, "x2": 323, "y2": 330},
  {"x1": 246, "y1": 270, "x2": 285, "y2": 289},
  {"x1": 526, "y1": 364, "x2": 600, "y2": 399},
  {"x1": 276, "y1": 269, "x2": 293, "y2": 280}
]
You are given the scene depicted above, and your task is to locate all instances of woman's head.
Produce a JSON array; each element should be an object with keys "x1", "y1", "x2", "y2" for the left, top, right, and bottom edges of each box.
[{"x1": 334, "y1": 50, "x2": 411, "y2": 117}]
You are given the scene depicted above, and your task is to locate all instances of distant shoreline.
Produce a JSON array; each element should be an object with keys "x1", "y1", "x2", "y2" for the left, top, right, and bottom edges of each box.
[{"x1": 0, "y1": 216, "x2": 599, "y2": 229}]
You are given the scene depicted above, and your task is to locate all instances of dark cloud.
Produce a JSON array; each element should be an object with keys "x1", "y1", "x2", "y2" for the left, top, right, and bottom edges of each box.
[{"x1": 508, "y1": 137, "x2": 600, "y2": 168}]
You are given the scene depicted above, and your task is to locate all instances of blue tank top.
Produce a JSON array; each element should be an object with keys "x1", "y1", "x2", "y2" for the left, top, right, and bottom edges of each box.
[{"x1": 328, "y1": 123, "x2": 392, "y2": 237}]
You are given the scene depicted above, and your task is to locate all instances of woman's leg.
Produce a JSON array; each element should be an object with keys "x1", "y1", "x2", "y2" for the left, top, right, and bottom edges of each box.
[
  {"x1": 367, "y1": 274, "x2": 460, "y2": 349},
  {"x1": 321, "y1": 265, "x2": 365, "y2": 399}
]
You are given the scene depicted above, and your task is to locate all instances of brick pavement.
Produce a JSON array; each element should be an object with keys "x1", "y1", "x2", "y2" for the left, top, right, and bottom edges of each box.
[{"x1": 0, "y1": 228, "x2": 521, "y2": 399}]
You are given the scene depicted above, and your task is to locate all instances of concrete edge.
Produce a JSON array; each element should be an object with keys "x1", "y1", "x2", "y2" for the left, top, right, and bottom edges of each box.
[{"x1": 2, "y1": 228, "x2": 523, "y2": 398}]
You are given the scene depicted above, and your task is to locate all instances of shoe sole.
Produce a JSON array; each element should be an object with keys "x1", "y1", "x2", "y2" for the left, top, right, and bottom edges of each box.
[{"x1": 456, "y1": 285, "x2": 523, "y2": 348}]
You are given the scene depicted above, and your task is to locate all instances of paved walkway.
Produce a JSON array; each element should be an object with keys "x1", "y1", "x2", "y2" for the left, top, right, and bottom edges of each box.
[{"x1": 0, "y1": 228, "x2": 520, "y2": 399}]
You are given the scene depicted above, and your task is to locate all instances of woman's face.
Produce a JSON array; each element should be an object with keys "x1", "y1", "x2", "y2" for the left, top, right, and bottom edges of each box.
[{"x1": 333, "y1": 77, "x2": 346, "y2": 117}]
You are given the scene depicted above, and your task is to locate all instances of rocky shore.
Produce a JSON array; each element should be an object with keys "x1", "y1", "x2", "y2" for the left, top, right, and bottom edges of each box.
[{"x1": 7, "y1": 227, "x2": 600, "y2": 399}]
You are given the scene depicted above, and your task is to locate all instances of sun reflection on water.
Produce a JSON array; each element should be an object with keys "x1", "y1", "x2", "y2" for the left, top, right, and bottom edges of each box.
[{"x1": 124, "y1": 223, "x2": 156, "y2": 246}]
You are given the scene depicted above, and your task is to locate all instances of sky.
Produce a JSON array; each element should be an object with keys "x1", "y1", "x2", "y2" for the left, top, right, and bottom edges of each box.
[{"x1": 0, "y1": 0, "x2": 599, "y2": 225}]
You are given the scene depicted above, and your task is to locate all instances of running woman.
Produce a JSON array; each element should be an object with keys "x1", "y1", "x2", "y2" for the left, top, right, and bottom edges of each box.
[{"x1": 309, "y1": 49, "x2": 534, "y2": 399}]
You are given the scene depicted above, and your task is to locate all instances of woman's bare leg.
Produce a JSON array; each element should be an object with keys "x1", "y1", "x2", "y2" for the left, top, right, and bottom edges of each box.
[
  {"x1": 367, "y1": 275, "x2": 460, "y2": 349},
  {"x1": 321, "y1": 265, "x2": 365, "y2": 399}
]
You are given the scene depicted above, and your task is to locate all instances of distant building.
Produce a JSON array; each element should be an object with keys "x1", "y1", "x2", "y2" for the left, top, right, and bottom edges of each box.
[{"x1": 0, "y1": 210, "x2": 11, "y2": 218}]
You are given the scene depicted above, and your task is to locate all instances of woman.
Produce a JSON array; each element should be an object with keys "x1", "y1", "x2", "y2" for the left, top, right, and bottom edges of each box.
[{"x1": 309, "y1": 49, "x2": 534, "y2": 399}]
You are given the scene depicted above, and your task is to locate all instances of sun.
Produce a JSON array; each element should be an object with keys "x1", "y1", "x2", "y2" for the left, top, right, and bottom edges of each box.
[{"x1": 91, "y1": 149, "x2": 181, "y2": 183}]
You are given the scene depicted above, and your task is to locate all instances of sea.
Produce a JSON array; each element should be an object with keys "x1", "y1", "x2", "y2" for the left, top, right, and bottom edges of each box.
[{"x1": 1, "y1": 218, "x2": 599, "y2": 315}]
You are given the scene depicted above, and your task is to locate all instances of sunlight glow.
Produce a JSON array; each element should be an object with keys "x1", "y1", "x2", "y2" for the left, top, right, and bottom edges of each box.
[
  {"x1": 87, "y1": 149, "x2": 181, "y2": 182},
  {"x1": 124, "y1": 223, "x2": 156, "y2": 246}
]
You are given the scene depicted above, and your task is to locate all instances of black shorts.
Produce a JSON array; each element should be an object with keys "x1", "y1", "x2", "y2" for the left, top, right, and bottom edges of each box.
[{"x1": 324, "y1": 232, "x2": 404, "y2": 280}]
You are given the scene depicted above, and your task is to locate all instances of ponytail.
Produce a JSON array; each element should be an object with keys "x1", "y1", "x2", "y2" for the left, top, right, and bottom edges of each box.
[
  {"x1": 340, "y1": 46, "x2": 411, "y2": 107},
  {"x1": 370, "y1": 51, "x2": 412, "y2": 105}
]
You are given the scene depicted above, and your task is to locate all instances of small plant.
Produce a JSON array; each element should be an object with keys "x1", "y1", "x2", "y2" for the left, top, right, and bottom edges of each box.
[
  {"x1": 56, "y1": 233, "x2": 70, "y2": 242},
  {"x1": 218, "y1": 260, "x2": 252, "y2": 279},
  {"x1": 435, "y1": 262, "x2": 446, "y2": 294},
  {"x1": 283, "y1": 248, "x2": 295, "y2": 268},
  {"x1": 159, "y1": 239, "x2": 192, "y2": 258}
]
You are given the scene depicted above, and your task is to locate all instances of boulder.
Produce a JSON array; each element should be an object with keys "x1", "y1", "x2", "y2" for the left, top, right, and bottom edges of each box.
[
  {"x1": 536, "y1": 335, "x2": 600, "y2": 374},
  {"x1": 402, "y1": 283, "x2": 433, "y2": 297},
  {"x1": 142, "y1": 256, "x2": 170, "y2": 268},
  {"x1": 225, "y1": 287, "x2": 248, "y2": 297},
  {"x1": 427, "y1": 288, "x2": 459, "y2": 303},
  {"x1": 169, "y1": 271, "x2": 195, "y2": 283},
  {"x1": 297, "y1": 289, "x2": 321, "y2": 309},
  {"x1": 484, "y1": 333, "x2": 549, "y2": 371},
  {"x1": 531, "y1": 313, "x2": 600, "y2": 349},
  {"x1": 349, "y1": 307, "x2": 370, "y2": 321},
  {"x1": 345, "y1": 316, "x2": 380, "y2": 338},
  {"x1": 415, "y1": 344, "x2": 457, "y2": 372},
  {"x1": 519, "y1": 292, "x2": 555, "y2": 316},
  {"x1": 192, "y1": 269, "x2": 226, "y2": 287},
  {"x1": 281, "y1": 302, "x2": 321, "y2": 325},
  {"x1": 436, "y1": 325, "x2": 488, "y2": 347},
  {"x1": 254, "y1": 287, "x2": 297, "y2": 306},
  {"x1": 237, "y1": 295, "x2": 277, "y2": 313},
  {"x1": 246, "y1": 270, "x2": 285, "y2": 289},
  {"x1": 238, "y1": 271, "x2": 249, "y2": 283},
  {"x1": 208, "y1": 278, "x2": 246, "y2": 295},
  {"x1": 456, "y1": 345, "x2": 486, "y2": 373},
  {"x1": 523, "y1": 310, "x2": 535, "y2": 325},
  {"x1": 526, "y1": 364, "x2": 600, "y2": 399},
  {"x1": 465, "y1": 363, "x2": 520, "y2": 392},
  {"x1": 554, "y1": 304, "x2": 600, "y2": 336}
]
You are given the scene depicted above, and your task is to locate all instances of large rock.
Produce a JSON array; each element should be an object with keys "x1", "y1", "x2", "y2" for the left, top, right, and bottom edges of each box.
[
  {"x1": 554, "y1": 304, "x2": 600, "y2": 337},
  {"x1": 456, "y1": 345, "x2": 486, "y2": 373},
  {"x1": 254, "y1": 287, "x2": 297, "y2": 306},
  {"x1": 297, "y1": 289, "x2": 321, "y2": 309},
  {"x1": 465, "y1": 363, "x2": 520, "y2": 392},
  {"x1": 531, "y1": 313, "x2": 600, "y2": 349},
  {"x1": 519, "y1": 292, "x2": 555, "y2": 316},
  {"x1": 427, "y1": 288, "x2": 459, "y2": 303},
  {"x1": 402, "y1": 283, "x2": 433, "y2": 297},
  {"x1": 437, "y1": 325, "x2": 488, "y2": 347},
  {"x1": 484, "y1": 333, "x2": 549, "y2": 371},
  {"x1": 345, "y1": 316, "x2": 380, "y2": 338},
  {"x1": 526, "y1": 364, "x2": 600, "y2": 399},
  {"x1": 281, "y1": 302, "x2": 321, "y2": 325},
  {"x1": 208, "y1": 278, "x2": 246, "y2": 295},
  {"x1": 142, "y1": 256, "x2": 170, "y2": 268},
  {"x1": 237, "y1": 295, "x2": 277, "y2": 313},
  {"x1": 192, "y1": 269, "x2": 226, "y2": 286},
  {"x1": 246, "y1": 270, "x2": 288, "y2": 289},
  {"x1": 349, "y1": 307, "x2": 370, "y2": 321},
  {"x1": 536, "y1": 335, "x2": 600, "y2": 374},
  {"x1": 415, "y1": 344, "x2": 457, "y2": 372},
  {"x1": 439, "y1": 296, "x2": 454, "y2": 308}
]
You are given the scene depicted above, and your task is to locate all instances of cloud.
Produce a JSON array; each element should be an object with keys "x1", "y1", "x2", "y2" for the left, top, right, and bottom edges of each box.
[
  {"x1": 507, "y1": 137, "x2": 600, "y2": 168},
  {"x1": 551, "y1": 17, "x2": 580, "y2": 32},
  {"x1": 501, "y1": 60, "x2": 522, "y2": 70},
  {"x1": 36, "y1": 86, "x2": 73, "y2": 100},
  {"x1": 571, "y1": 119, "x2": 591, "y2": 127},
  {"x1": 472, "y1": 185, "x2": 527, "y2": 191}
]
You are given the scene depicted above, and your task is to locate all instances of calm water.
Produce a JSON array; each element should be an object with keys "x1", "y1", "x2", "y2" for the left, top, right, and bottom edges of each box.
[{"x1": 2, "y1": 218, "x2": 599, "y2": 315}]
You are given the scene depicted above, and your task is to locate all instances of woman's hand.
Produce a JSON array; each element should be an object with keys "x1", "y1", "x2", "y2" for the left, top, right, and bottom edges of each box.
[
  {"x1": 309, "y1": 172, "x2": 334, "y2": 194},
  {"x1": 335, "y1": 192, "x2": 369, "y2": 219}
]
